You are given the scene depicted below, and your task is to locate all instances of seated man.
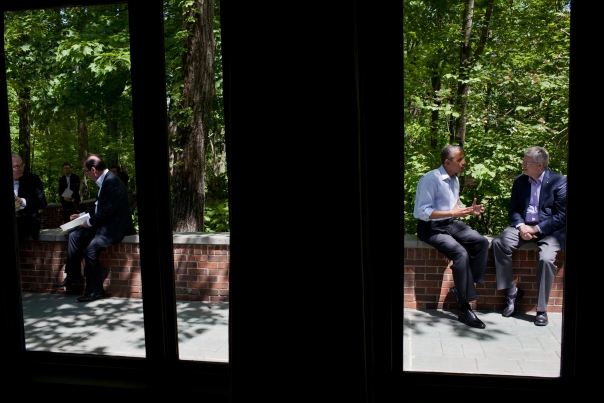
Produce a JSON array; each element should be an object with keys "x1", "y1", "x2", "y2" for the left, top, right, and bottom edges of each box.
[
  {"x1": 492, "y1": 146, "x2": 566, "y2": 326},
  {"x1": 413, "y1": 144, "x2": 488, "y2": 329},
  {"x1": 12, "y1": 152, "x2": 47, "y2": 241},
  {"x1": 55, "y1": 154, "x2": 135, "y2": 302}
]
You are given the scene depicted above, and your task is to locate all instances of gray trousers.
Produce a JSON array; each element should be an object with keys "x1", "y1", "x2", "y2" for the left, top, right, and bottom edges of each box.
[{"x1": 491, "y1": 226, "x2": 561, "y2": 312}]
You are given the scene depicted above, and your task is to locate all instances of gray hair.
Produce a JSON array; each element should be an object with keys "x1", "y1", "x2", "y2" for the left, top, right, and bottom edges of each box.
[
  {"x1": 524, "y1": 146, "x2": 549, "y2": 168},
  {"x1": 440, "y1": 144, "x2": 463, "y2": 164},
  {"x1": 11, "y1": 152, "x2": 21, "y2": 159}
]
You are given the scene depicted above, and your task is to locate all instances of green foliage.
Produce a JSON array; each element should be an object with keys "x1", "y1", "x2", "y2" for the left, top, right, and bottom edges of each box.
[
  {"x1": 404, "y1": 0, "x2": 569, "y2": 236},
  {"x1": 132, "y1": 206, "x2": 139, "y2": 232},
  {"x1": 204, "y1": 173, "x2": 229, "y2": 232},
  {"x1": 6, "y1": 2, "x2": 229, "y2": 233}
]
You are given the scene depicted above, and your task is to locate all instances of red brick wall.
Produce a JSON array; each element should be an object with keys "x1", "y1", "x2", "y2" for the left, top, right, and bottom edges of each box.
[
  {"x1": 39, "y1": 204, "x2": 64, "y2": 230},
  {"x1": 404, "y1": 243, "x2": 564, "y2": 313},
  {"x1": 18, "y1": 238, "x2": 229, "y2": 302}
]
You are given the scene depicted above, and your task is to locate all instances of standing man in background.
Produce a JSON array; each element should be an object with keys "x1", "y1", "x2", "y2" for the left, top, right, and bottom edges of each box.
[
  {"x1": 12, "y1": 152, "x2": 47, "y2": 241},
  {"x1": 58, "y1": 162, "x2": 81, "y2": 223},
  {"x1": 110, "y1": 165, "x2": 129, "y2": 187}
]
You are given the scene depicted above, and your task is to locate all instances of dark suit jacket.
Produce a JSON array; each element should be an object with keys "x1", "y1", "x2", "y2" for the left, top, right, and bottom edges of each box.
[
  {"x1": 58, "y1": 173, "x2": 81, "y2": 207},
  {"x1": 16, "y1": 171, "x2": 48, "y2": 240},
  {"x1": 508, "y1": 168, "x2": 567, "y2": 251},
  {"x1": 84, "y1": 170, "x2": 135, "y2": 247}
]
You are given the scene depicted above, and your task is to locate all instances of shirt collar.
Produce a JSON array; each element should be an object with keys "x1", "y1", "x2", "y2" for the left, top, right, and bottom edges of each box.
[
  {"x1": 96, "y1": 169, "x2": 109, "y2": 186},
  {"x1": 529, "y1": 170, "x2": 546, "y2": 185},
  {"x1": 438, "y1": 165, "x2": 456, "y2": 182}
]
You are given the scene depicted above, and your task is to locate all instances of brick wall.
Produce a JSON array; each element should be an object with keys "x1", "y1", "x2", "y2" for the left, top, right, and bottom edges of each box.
[
  {"x1": 39, "y1": 204, "x2": 64, "y2": 229},
  {"x1": 18, "y1": 233, "x2": 229, "y2": 302},
  {"x1": 404, "y1": 235, "x2": 564, "y2": 313}
]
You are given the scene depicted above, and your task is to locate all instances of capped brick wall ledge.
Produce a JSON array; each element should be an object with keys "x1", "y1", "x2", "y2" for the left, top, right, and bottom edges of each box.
[
  {"x1": 404, "y1": 235, "x2": 565, "y2": 313},
  {"x1": 18, "y1": 229, "x2": 230, "y2": 302}
]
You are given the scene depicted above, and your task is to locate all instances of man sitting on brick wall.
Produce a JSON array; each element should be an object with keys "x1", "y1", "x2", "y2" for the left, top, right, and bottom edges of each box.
[
  {"x1": 55, "y1": 154, "x2": 135, "y2": 302},
  {"x1": 491, "y1": 146, "x2": 566, "y2": 326},
  {"x1": 413, "y1": 144, "x2": 489, "y2": 329}
]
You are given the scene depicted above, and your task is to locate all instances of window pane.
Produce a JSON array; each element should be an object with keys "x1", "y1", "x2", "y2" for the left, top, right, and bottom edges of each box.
[
  {"x1": 7, "y1": 4, "x2": 145, "y2": 357},
  {"x1": 403, "y1": 0, "x2": 570, "y2": 377},
  {"x1": 162, "y1": 0, "x2": 229, "y2": 362}
]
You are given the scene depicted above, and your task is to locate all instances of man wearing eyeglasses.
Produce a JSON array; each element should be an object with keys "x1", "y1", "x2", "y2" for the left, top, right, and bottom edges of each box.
[
  {"x1": 414, "y1": 144, "x2": 489, "y2": 329},
  {"x1": 491, "y1": 146, "x2": 566, "y2": 326},
  {"x1": 55, "y1": 154, "x2": 135, "y2": 302},
  {"x1": 12, "y1": 152, "x2": 47, "y2": 241}
]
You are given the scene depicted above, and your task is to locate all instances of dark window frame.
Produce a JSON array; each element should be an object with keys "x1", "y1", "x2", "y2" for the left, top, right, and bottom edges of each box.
[{"x1": 2, "y1": 0, "x2": 587, "y2": 400}]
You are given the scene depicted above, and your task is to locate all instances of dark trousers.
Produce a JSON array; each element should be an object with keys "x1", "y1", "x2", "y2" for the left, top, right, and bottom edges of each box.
[
  {"x1": 65, "y1": 227, "x2": 106, "y2": 293},
  {"x1": 416, "y1": 219, "x2": 488, "y2": 305}
]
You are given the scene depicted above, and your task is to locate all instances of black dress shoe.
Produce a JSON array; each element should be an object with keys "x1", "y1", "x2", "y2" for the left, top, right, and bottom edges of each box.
[
  {"x1": 77, "y1": 291, "x2": 106, "y2": 302},
  {"x1": 54, "y1": 275, "x2": 84, "y2": 287},
  {"x1": 502, "y1": 287, "x2": 524, "y2": 317},
  {"x1": 458, "y1": 308, "x2": 486, "y2": 329},
  {"x1": 535, "y1": 312, "x2": 549, "y2": 326}
]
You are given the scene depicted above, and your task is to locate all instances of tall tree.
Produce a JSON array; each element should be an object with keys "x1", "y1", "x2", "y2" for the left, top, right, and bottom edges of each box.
[{"x1": 170, "y1": 0, "x2": 215, "y2": 231}]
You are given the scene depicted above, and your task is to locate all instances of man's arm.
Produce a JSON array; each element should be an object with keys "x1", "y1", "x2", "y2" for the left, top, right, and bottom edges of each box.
[
  {"x1": 22, "y1": 174, "x2": 47, "y2": 210},
  {"x1": 507, "y1": 175, "x2": 526, "y2": 227},
  {"x1": 88, "y1": 176, "x2": 124, "y2": 228},
  {"x1": 58, "y1": 177, "x2": 66, "y2": 200},
  {"x1": 414, "y1": 174, "x2": 479, "y2": 220},
  {"x1": 534, "y1": 174, "x2": 567, "y2": 236}
]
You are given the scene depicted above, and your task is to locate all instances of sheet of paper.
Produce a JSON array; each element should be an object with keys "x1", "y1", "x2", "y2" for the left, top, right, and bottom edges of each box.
[
  {"x1": 62, "y1": 188, "x2": 74, "y2": 198},
  {"x1": 60, "y1": 213, "x2": 90, "y2": 231}
]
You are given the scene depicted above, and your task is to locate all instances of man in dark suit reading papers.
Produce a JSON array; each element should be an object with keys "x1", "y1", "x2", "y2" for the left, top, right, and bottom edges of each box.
[{"x1": 55, "y1": 154, "x2": 135, "y2": 302}]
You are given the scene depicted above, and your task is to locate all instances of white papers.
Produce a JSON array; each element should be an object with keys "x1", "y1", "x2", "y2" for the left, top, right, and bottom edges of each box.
[
  {"x1": 62, "y1": 188, "x2": 74, "y2": 198},
  {"x1": 60, "y1": 213, "x2": 90, "y2": 231}
]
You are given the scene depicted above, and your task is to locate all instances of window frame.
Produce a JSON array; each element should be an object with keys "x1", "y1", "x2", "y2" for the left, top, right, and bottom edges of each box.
[
  {"x1": 2, "y1": 0, "x2": 228, "y2": 392},
  {"x1": 2, "y1": 0, "x2": 585, "y2": 400}
]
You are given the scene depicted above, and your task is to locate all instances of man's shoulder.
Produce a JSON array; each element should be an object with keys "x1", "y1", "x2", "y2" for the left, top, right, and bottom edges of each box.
[
  {"x1": 545, "y1": 169, "x2": 566, "y2": 181},
  {"x1": 21, "y1": 171, "x2": 42, "y2": 182},
  {"x1": 421, "y1": 167, "x2": 441, "y2": 178}
]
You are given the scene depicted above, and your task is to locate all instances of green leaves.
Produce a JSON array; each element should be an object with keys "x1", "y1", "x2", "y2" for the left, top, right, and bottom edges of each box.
[{"x1": 403, "y1": 0, "x2": 569, "y2": 236}]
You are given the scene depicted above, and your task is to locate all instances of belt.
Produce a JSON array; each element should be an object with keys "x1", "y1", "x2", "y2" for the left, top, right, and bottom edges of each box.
[{"x1": 525, "y1": 222, "x2": 539, "y2": 226}]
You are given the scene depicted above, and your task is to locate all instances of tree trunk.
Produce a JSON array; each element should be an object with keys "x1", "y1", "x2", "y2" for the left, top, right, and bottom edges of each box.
[
  {"x1": 17, "y1": 88, "x2": 32, "y2": 171},
  {"x1": 77, "y1": 109, "x2": 89, "y2": 200},
  {"x1": 453, "y1": 0, "x2": 495, "y2": 147},
  {"x1": 106, "y1": 116, "x2": 119, "y2": 166},
  {"x1": 171, "y1": 0, "x2": 215, "y2": 232}
]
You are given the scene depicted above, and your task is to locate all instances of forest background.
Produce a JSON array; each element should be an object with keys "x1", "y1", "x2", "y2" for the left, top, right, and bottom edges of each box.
[
  {"x1": 4, "y1": 0, "x2": 228, "y2": 232},
  {"x1": 404, "y1": 0, "x2": 570, "y2": 236}
]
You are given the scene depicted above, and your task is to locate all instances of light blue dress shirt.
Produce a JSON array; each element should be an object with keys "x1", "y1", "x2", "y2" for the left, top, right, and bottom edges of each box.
[{"x1": 413, "y1": 166, "x2": 461, "y2": 222}]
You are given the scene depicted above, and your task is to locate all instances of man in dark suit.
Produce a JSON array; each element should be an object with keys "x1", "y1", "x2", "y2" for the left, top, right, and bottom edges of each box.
[
  {"x1": 55, "y1": 154, "x2": 135, "y2": 302},
  {"x1": 110, "y1": 165, "x2": 129, "y2": 187},
  {"x1": 12, "y1": 152, "x2": 47, "y2": 241},
  {"x1": 492, "y1": 146, "x2": 566, "y2": 326},
  {"x1": 58, "y1": 162, "x2": 81, "y2": 223}
]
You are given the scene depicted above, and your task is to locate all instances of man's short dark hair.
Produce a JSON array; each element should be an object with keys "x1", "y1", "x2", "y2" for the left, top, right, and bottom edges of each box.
[
  {"x1": 62, "y1": 162, "x2": 71, "y2": 168},
  {"x1": 84, "y1": 154, "x2": 107, "y2": 171},
  {"x1": 440, "y1": 144, "x2": 463, "y2": 164},
  {"x1": 110, "y1": 165, "x2": 122, "y2": 173}
]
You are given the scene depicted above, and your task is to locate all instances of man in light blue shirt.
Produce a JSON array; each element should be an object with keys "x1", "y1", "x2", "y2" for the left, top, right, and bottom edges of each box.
[{"x1": 414, "y1": 144, "x2": 488, "y2": 329}]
